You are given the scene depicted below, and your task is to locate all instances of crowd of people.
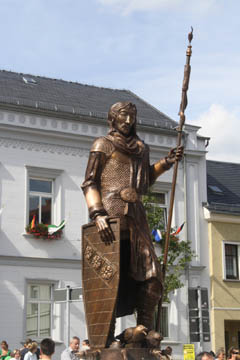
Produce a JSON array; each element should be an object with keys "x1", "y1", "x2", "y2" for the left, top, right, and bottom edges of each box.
[
  {"x1": 0, "y1": 338, "x2": 89, "y2": 360},
  {"x1": 0, "y1": 339, "x2": 55, "y2": 360},
  {"x1": 1, "y1": 337, "x2": 239, "y2": 359},
  {"x1": 196, "y1": 347, "x2": 240, "y2": 360}
]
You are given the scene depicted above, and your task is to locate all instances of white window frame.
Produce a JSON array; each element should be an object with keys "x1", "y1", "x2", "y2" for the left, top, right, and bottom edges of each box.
[
  {"x1": 25, "y1": 166, "x2": 63, "y2": 230},
  {"x1": 222, "y1": 241, "x2": 240, "y2": 281},
  {"x1": 147, "y1": 191, "x2": 168, "y2": 229},
  {"x1": 28, "y1": 177, "x2": 54, "y2": 224},
  {"x1": 25, "y1": 281, "x2": 55, "y2": 340}
]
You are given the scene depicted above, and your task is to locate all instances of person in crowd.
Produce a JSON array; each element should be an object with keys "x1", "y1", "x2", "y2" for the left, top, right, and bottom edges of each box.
[
  {"x1": 20, "y1": 339, "x2": 32, "y2": 360},
  {"x1": 0, "y1": 341, "x2": 12, "y2": 360},
  {"x1": 23, "y1": 342, "x2": 38, "y2": 360},
  {"x1": 61, "y1": 337, "x2": 80, "y2": 360},
  {"x1": 196, "y1": 352, "x2": 214, "y2": 360},
  {"x1": 9, "y1": 350, "x2": 21, "y2": 360},
  {"x1": 40, "y1": 338, "x2": 55, "y2": 360},
  {"x1": 216, "y1": 348, "x2": 225, "y2": 360},
  {"x1": 81, "y1": 340, "x2": 90, "y2": 351},
  {"x1": 228, "y1": 348, "x2": 239, "y2": 360},
  {"x1": 164, "y1": 346, "x2": 173, "y2": 360},
  {"x1": 210, "y1": 351, "x2": 216, "y2": 359}
]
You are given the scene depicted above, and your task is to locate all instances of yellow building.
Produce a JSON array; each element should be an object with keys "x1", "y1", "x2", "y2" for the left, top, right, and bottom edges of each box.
[{"x1": 204, "y1": 160, "x2": 240, "y2": 353}]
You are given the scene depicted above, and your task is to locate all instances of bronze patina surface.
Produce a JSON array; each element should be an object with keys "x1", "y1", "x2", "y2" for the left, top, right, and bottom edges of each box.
[
  {"x1": 81, "y1": 101, "x2": 183, "y2": 347},
  {"x1": 82, "y1": 348, "x2": 157, "y2": 359},
  {"x1": 82, "y1": 218, "x2": 120, "y2": 349}
]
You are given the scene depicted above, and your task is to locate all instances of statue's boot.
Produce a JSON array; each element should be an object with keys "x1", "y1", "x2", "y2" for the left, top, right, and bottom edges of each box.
[{"x1": 136, "y1": 278, "x2": 162, "y2": 330}]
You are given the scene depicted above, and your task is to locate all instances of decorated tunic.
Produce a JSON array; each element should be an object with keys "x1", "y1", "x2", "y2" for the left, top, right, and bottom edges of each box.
[{"x1": 82, "y1": 135, "x2": 161, "y2": 284}]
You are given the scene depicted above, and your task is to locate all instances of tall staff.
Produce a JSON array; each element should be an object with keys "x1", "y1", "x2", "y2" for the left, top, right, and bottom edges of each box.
[{"x1": 156, "y1": 28, "x2": 193, "y2": 332}]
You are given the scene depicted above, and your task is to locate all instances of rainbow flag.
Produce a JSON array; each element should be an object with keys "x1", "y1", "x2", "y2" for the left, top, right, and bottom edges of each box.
[{"x1": 31, "y1": 215, "x2": 36, "y2": 230}]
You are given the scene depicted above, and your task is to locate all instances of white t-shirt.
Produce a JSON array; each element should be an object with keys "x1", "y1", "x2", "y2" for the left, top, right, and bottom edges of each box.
[{"x1": 24, "y1": 352, "x2": 37, "y2": 360}]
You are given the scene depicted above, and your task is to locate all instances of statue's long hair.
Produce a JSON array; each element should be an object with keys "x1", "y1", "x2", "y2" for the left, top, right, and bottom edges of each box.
[{"x1": 107, "y1": 102, "x2": 137, "y2": 137}]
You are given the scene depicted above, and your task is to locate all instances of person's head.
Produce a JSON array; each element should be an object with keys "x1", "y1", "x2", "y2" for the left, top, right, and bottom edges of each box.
[
  {"x1": 108, "y1": 102, "x2": 137, "y2": 137},
  {"x1": 229, "y1": 348, "x2": 239, "y2": 359},
  {"x1": 81, "y1": 340, "x2": 90, "y2": 351},
  {"x1": 69, "y1": 337, "x2": 80, "y2": 352},
  {"x1": 165, "y1": 346, "x2": 173, "y2": 356},
  {"x1": 196, "y1": 351, "x2": 214, "y2": 360},
  {"x1": 216, "y1": 348, "x2": 225, "y2": 360},
  {"x1": 40, "y1": 339, "x2": 55, "y2": 357},
  {"x1": 24, "y1": 339, "x2": 32, "y2": 348},
  {"x1": 12, "y1": 350, "x2": 21, "y2": 359},
  {"x1": 1, "y1": 341, "x2": 8, "y2": 351},
  {"x1": 27, "y1": 342, "x2": 38, "y2": 354}
]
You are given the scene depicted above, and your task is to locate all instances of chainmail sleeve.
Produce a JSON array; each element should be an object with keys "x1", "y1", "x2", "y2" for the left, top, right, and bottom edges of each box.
[
  {"x1": 81, "y1": 137, "x2": 114, "y2": 220},
  {"x1": 81, "y1": 151, "x2": 104, "y2": 194},
  {"x1": 81, "y1": 137, "x2": 114, "y2": 193}
]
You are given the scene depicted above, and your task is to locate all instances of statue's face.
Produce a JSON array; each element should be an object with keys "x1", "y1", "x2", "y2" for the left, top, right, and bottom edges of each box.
[{"x1": 114, "y1": 108, "x2": 136, "y2": 136}]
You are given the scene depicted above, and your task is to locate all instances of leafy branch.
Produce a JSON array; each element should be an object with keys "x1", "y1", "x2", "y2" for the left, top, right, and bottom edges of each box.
[{"x1": 143, "y1": 193, "x2": 195, "y2": 302}]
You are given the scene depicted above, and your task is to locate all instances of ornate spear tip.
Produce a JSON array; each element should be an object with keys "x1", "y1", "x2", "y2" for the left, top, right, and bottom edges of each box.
[{"x1": 188, "y1": 26, "x2": 193, "y2": 44}]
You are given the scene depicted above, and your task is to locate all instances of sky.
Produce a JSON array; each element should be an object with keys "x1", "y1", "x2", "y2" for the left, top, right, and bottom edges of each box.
[{"x1": 0, "y1": 0, "x2": 239, "y2": 162}]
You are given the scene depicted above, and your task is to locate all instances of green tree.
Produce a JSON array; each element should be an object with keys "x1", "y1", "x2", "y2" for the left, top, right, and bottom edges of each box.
[{"x1": 143, "y1": 193, "x2": 195, "y2": 302}]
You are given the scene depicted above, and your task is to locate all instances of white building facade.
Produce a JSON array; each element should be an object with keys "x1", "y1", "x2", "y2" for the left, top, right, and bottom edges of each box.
[{"x1": 0, "y1": 70, "x2": 210, "y2": 358}]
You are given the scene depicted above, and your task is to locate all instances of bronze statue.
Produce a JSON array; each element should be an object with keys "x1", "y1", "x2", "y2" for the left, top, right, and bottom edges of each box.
[{"x1": 81, "y1": 101, "x2": 183, "y2": 350}]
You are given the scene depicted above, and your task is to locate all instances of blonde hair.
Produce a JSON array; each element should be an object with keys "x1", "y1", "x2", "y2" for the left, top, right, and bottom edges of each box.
[{"x1": 27, "y1": 342, "x2": 38, "y2": 352}]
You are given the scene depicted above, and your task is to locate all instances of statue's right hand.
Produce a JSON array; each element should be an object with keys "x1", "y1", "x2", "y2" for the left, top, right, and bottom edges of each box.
[{"x1": 95, "y1": 215, "x2": 114, "y2": 245}]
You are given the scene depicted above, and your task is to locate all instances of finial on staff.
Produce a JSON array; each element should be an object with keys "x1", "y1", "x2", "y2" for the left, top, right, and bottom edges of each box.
[{"x1": 188, "y1": 26, "x2": 193, "y2": 44}]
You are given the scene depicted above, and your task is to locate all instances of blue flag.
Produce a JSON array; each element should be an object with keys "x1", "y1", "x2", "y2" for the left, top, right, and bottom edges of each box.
[{"x1": 152, "y1": 229, "x2": 162, "y2": 242}]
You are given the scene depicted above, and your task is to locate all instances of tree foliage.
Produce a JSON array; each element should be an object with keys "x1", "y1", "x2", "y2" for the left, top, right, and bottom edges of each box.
[{"x1": 143, "y1": 193, "x2": 195, "y2": 302}]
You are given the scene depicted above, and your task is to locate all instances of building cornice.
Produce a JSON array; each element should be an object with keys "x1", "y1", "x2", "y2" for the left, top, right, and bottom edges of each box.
[
  {"x1": 0, "y1": 109, "x2": 206, "y2": 156},
  {"x1": 0, "y1": 255, "x2": 81, "y2": 269},
  {"x1": 203, "y1": 207, "x2": 240, "y2": 224},
  {"x1": 0, "y1": 103, "x2": 178, "y2": 135}
]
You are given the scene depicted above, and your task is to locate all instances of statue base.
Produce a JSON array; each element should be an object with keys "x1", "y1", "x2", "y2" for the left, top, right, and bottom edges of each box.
[{"x1": 83, "y1": 348, "x2": 157, "y2": 359}]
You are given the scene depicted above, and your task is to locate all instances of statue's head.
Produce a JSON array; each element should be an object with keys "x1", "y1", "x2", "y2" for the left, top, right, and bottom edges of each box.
[{"x1": 108, "y1": 101, "x2": 137, "y2": 136}]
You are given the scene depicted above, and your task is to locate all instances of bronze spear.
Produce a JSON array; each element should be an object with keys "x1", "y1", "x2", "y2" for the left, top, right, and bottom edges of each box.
[{"x1": 156, "y1": 27, "x2": 193, "y2": 332}]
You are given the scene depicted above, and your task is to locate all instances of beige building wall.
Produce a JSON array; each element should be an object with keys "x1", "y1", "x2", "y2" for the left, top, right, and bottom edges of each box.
[{"x1": 208, "y1": 220, "x2": 240, "y2": 352}]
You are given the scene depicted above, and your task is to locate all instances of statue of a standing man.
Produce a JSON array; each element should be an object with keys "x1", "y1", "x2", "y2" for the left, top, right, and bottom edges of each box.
[{"x1": 82, "y1": 102, "x2": 182, "y2": 345}]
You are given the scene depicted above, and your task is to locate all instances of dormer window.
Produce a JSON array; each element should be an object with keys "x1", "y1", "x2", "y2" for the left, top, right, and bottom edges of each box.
[
  {"x1": 22, "y1": 76, "x2": 37, "y2": 85},
  {"x1": 208, "y1": 185, "x2": 223, "y2": 195}
]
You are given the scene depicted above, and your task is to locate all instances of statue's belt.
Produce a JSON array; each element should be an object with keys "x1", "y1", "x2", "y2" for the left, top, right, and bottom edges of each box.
[{"x1": 102, "y1": 187, "x2": 140, "y2": 203}]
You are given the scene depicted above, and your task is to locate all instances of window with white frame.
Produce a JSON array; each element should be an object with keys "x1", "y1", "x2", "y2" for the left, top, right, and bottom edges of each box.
[
  {"x1": 29, "y1": 178, "x2": 53, "y2": 225},
  {"x1": 143, "y1": 192, "x2": 167, "y2": 230},
  {"x1": 26, "y1": 166, "x2": 63, "y2": 227},
  {"x1": 26, "y1": 283, "x2": 53, "y2": 338},
  {"x1": 224, "y1": 243, "x2": 240, "y2": 280}
]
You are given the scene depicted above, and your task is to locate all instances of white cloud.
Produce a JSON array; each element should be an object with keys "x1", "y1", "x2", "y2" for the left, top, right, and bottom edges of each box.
[
  {"x1": 97, "y1": 0, "x2": 218, "y2": 15},
  {"x1": 194, "y1": 104, "x2": 240, "y2": 163}
]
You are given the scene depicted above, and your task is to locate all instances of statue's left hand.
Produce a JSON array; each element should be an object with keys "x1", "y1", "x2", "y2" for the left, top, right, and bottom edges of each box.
[{"x1": 166, "y1": 146, "x2": 184, "y2": 165}]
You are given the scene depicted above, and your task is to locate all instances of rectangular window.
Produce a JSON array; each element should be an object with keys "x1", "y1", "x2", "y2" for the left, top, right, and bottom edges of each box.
[
  {"x1": 160, "y1": 305, "x2": 169, "y2": 338},
  {"x1": 143, "y1": 192, "x2": 167, "y2": 230},
  {"x1": 29, "y1": 178, "x2": 53, "y2": 225},
  {"x1": 25, "y1": 166, "x2": 63, "y2": 230},
  {"x1": 225, "y1": 244, "x2": 239, "y2": 280},
  {"x1": 154, "y1": 305, "x2": 169, "y2": 338},
  {"x1": 26, "y1": 283, "x2": 53, "y2": 338}
]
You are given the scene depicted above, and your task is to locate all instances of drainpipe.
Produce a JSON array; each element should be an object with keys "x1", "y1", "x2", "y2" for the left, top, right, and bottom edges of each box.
[
  {"x1": 66, "y1": 285, "x2": 71, "y2": 345},
  {"x1": 183, "y1": 135, "x2": 190, "y2": 344}
]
